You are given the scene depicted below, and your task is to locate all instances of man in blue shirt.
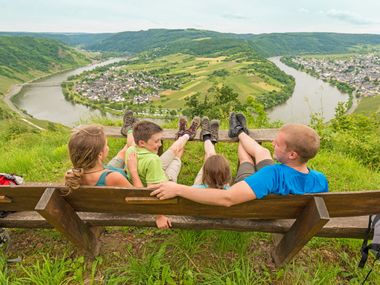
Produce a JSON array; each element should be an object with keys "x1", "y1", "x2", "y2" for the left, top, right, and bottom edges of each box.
[{"x1": 150, "y1": 113, "x2": 328, "y2": 206}]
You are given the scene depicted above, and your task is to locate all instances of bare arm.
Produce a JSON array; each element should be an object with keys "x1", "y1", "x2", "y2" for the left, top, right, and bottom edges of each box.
[
  {"x1": 106, "y1": 172, "x2": 133, "y2": 187},
  {"x1": 127, "y1": 152, "x2": 143, "y2": 187},
  {"x1": 149, "y1": 181, "x2": 256, "y2": 207}
]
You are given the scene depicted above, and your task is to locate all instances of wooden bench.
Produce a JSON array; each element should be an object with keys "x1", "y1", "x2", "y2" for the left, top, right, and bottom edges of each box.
[{"x1": 1, "y1": 185, "x2": 379, "y2": 266}]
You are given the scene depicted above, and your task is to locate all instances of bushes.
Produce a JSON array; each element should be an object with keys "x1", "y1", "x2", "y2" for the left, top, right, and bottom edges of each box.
[{"x1": 312, "y1": 109, "x2": 380, "y2": 171}]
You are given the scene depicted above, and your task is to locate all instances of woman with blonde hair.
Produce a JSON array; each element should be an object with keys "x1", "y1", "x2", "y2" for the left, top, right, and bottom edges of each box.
[{"x1": 65, "y1": 125, "x2": 142, "y2": 191}]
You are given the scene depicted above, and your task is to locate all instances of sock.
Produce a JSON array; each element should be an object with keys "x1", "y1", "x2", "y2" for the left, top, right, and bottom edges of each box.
[
  {"x1": 203, "y1": 134, "x2": 211, "y2": 142},
  {"x1": 237, "y1": 128, "x2": 245, "y2": 136}
]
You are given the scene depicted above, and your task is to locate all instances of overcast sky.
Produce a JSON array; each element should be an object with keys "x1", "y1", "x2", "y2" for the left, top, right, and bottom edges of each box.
[{"x1": 1, "y1": 0, "x2": 379, "y2": 34}]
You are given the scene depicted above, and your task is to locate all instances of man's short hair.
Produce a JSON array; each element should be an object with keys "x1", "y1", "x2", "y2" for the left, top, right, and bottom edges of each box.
[
  {"x1": 133, "y1": 120, "x2": 163, "y2": 144},
  {"x1": 280, "y1": 124, "x2": 320, "y2": 163}
]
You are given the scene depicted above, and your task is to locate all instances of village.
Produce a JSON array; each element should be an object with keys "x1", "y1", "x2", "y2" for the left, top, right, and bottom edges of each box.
[
  {"x1": 292, "y1": 54, "x2": 380, "y2": 97},
  {"x1": 73, "y1": 67, "x2": 162, "y2": 104}
]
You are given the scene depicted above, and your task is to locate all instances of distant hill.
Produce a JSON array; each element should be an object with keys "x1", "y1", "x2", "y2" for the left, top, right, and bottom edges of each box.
[
  {"x1": 0, "y1": 32, "x2": 111, "y2": 47},
  {"x1": 2, "y1": 29, "x2": 380, "y2": 57},
  {"x1": 0, "y1": 36, "x2": 89, "y2": 95},
  {"x1": 248, "y1": 32, "x2": 380, "y2": 56}
]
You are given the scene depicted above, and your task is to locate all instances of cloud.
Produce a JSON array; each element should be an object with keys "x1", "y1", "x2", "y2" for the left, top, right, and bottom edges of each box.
[
  {"x1": 222, "y1": 14, "x2": 249, "y2": 20},
  {"x1": 325, "y1": 9, "x2": 375, "y2": 25}
]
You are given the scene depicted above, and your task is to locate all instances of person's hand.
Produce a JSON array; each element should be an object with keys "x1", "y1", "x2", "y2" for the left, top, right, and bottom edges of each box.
[
  {"x1": 149, "y1": 181, "x2": 179, "y2": 199},
  {"x1": 155, "y1": 215, "x2": 172, "y2": 229},
  {"x1": 127, "y1": 152, "x2": 138, "y2": 173}
]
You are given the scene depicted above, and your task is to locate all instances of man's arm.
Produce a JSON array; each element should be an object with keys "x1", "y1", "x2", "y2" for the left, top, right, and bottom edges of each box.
[{"x1": 149, "y1": 180, "x2": 256, "y2": 207}]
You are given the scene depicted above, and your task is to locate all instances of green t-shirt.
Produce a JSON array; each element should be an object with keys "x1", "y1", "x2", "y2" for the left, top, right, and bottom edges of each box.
[{"x1": 125, "y1": 146, "x2": 167, "y2": 186}]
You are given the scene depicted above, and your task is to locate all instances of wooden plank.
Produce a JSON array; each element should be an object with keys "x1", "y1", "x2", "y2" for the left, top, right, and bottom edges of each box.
[
  {"x1": 0, "y1": 195, "x2": 11, "y2": 203},
  {"x1": 2, "y1": 185, "x2": 380, "y2": 219},
  {"x1": 34, "y1": 188, "x2": 99, "y2": 256},
  {"x1": 0, "y1": 212, "x2": 370, "y2": 239},
  {"x1": 102, "y1": 126, "x2": 279, "y2": 142},
  {"x1": 0, "y1": 186, "x2": 47, "y2": 211},
  {"x1": 272, "y1": 197, "x2": 330, "y2": 267}
]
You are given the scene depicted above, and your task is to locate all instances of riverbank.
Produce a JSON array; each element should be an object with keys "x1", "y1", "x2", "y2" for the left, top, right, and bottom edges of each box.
[{"x1": 1, "y1": 64, "x2": 92, "y2": 129}]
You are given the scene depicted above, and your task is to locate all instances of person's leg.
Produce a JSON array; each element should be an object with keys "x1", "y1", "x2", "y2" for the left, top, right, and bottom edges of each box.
[
  {"x1": 126, "y1": 131, "x2": 135, "y2": 148},
  {"x1": 237, "y1": 132, "x2": 272, "y2": 164},
  {"x1": 107, "y1": 140, "x2": 133, "y2": 169},
  {"x1": 163, "y1": 147, "x2": 183, "y2": 182},
  {"x1": 159, "y1": 134, "x2": 189, "y2": 170},
  {"x1": 193, "y1": 139, "x2": 216, "y2": 185},
  {"x1": 234, "y1": 142, "x2": 256, "y2": 183},
  {"x1": 204, "y1": 139, "x2": 216, "y2": 160},
  {"x1": 165, "y1": 157, "x2": 182, "y2": 182}
]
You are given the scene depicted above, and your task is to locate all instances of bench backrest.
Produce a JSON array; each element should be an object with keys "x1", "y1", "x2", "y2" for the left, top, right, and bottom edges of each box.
[{"x1": 1, "y1": 185, "x2": 380, "y2": 219}]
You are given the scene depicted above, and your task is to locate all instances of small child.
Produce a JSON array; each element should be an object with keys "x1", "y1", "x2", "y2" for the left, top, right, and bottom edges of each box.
[
  {"x1": 123, "y1": 115, "x2": 201, "y2": 229},
  {"x1": 64, "y1": 125, "x2": 143, "y2": 191},
  {"x1": 193, "y1": 117, "x2": 231, "y2": 190}
]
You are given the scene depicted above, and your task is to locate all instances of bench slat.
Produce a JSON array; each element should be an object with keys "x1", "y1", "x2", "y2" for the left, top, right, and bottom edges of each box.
[
  {"x1": 1, "y1": 186, "x2": 380, "y2": 219},
  {"x1": 0, "y1": 211, "x2": 370, "y2": 239}
]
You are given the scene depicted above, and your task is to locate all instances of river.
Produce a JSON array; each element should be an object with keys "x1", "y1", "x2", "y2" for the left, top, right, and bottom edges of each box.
[
  {"x1": 267, "y1": 57, "x2": 349, "y2": 124},
  {"x1": 11, "y1": 58, "x2": 126, "y2": 127},
  {"x1": 11, "y1": 56, "x2": 349, "y2": 126}
]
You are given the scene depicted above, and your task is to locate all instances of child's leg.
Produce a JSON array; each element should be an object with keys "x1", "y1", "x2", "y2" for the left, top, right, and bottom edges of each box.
[
  {"x1": 160, "y1": 134, "x2": 189, "y2": 170},
  {"x1": 163, "y1": 147, "x2": 183, "y2": 182},
  {"x1": 204, "y1": 139, "x2": 216, "y2": 160},
  {"x1": 237, "y1": 132, "x2": 272, "y2": 164},
  {"x1": 193, "y1": 140, "x2": 216, "y2": 185}
]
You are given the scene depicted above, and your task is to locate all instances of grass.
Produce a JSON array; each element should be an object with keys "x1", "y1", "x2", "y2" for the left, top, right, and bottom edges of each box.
[
  {"x1": 1, "y1": 116, "x2": 380, "y2": 283},
  {"x1": 355, "y1": 95, "x2": 380, "y2": 114}
]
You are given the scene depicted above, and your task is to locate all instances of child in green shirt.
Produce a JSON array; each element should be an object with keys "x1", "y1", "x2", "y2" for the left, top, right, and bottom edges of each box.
[{"x1": 124, "y1": 116, "x2": 200, "y2": 228}]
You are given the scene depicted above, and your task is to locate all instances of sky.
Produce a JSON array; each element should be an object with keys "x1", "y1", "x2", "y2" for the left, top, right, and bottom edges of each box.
[{"x1": 1, "y1": 0, "x2": 379, "y2": 35}]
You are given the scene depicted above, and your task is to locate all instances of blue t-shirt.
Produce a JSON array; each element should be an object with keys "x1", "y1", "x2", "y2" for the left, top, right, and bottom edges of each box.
[
  {"x1": 244, "y1": 164, "x2": 328, "y2": 199},
  {"x1": 96, "y1": 165, "x2": 128, "y2": 186}
]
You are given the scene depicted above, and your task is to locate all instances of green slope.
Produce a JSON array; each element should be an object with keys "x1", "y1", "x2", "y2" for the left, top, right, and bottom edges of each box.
[{"x1": 0, "y1": 36, "x2": 90, "y2": 95}]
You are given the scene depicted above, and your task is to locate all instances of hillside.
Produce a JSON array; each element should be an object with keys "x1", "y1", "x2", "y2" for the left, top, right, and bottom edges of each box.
[
  {"x1": 85, "y1": 30, "x2": 380, "y2": 57},
  {"x1": 0, "y1": 36, "x2": 90, "y2": 96},
  {"x1": 3, "y1": 29, "x2": 380, "y2": 57},
  {"x1": 249, "y1": 32, "x2": 380, "y2": 57}
]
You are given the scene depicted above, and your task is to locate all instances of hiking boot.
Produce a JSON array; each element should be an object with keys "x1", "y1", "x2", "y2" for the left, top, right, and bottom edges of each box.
[
  {"x1": 236, "y1": 113, "x2": 249, "y2": 135},
  {"x1": 210, "y1": 119, "x2": 220, "y2": 143},
  {"x1": 121, "y1": 110, "x2": 137, "y2": 137},
  {"x1": 228, "y1": 112, "x2": 244, "y2": 138},
  {"x1": 183, "y1": 116, "x2": 200, "y2": 140},
  {"x1": 200, "y1": 116, "x2": 211, "y2": 140},
  {"x1": 175, "y1": 116, "x2": 187, "y2": 139}
]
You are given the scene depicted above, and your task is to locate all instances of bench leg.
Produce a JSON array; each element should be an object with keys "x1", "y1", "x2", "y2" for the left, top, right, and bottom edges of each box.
[
  {"x1": 271, "y1": 197, "x2": 329, "y2": 267},
  {"x1": 35, "y1": 188, "x2": 100, "y2": 256}
]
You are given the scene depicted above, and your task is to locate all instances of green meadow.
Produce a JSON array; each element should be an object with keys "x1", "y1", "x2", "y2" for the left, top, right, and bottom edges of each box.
[
  {"x1": 355, "y1": 95, "x2": 380, "y2": 114},
  {"x1": 110, "y1": 53, "x2": 282, "y2": 108}
]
